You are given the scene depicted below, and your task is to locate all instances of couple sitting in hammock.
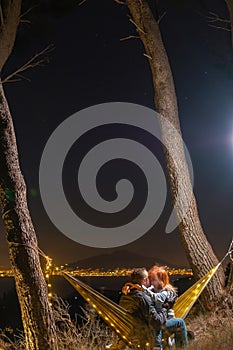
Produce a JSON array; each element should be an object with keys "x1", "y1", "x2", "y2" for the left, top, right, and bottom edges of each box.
[{"x1": 107, "y1": 266, "x2": 188, "y2": 350}]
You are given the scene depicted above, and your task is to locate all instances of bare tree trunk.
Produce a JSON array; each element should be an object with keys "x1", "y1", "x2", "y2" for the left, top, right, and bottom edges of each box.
[
  {"x1": 126, "y1": 0, "x2": 225, "y2": 307},
  {"x1": 225, "y1": 0, "x2": 233, "y2": 48},
  {"x1": 0, "y1": 83, "x2": 58, "y2": 349},
  {"x1": 226, "y1": 246, "x2": 233, "y2": 300},
  {"x1": 225, "y1": 0, "x2": 233, "y2": 296},
  {"x1": 0, "y1": 0, "x2": 22, "y2": 70},
  {"x1": 0, "y1": 1, "x2": 58, "y2": 348}
]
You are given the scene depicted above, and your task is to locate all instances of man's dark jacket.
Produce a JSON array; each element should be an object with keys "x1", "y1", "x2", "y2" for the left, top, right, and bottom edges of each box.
[{"x1": 119, "y1": 287, "x2": 167, "y2": 348}]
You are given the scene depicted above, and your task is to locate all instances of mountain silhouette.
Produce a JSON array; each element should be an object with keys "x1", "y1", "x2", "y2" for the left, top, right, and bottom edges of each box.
[{"x1": 68, "y1": 250, "x2": 171, "y2": 269}]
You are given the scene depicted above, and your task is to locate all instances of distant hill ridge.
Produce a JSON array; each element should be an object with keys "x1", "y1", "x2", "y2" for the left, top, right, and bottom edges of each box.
[{"x1": 68, "y1": 250, "x2": 172, "y2": 269}]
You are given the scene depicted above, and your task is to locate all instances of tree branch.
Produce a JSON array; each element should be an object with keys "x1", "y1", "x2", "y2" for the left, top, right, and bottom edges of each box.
[
  {"x1": 2, "y1": 45, "x2": 54, "y2": 84},
  {"x1": 207, "y1": 11, "x2": 230, "y2": 23},
  {"x1": 157, "y1": 11, "x2": 166, "y2": 24},
  {"x1": 205, "y1": 10, "x2": 231, "y2": 32},
  {"x1": 225, "y1": 0, "x2": 233, "y2": 49},
  {"x1": 78, "y1": 0, "x2": 88, "y2": 5},
  {"x1": 143, "y1": 53, "x2": 152, "y2": 60},
  {"x1": 129, "y1": 17, "x2": 146, "y2": 34},
  {"x1": 114, "y1": 0, "x2": 126, "y2": 5},
  {"x1": 20, "y1": 4, "x2": 38, "y2": 20},
  {"x1": 0, "y1": 5, "x2": 4, "y2": 26},
  {"x1": 208, "y1": 24, "x2": 230, "y2": 32},
  {"x1": 120, "y1": 35, "x2": 140, "y2": 41}
]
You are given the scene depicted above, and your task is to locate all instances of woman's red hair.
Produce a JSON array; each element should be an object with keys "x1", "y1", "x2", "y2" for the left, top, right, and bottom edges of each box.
[{"x1": 148, "y1": 265, "x2": 175, "y2": 291}]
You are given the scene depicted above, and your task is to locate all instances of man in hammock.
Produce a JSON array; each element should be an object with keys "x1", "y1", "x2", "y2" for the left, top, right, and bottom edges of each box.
[{"x1": 107, "y1": 267, "x2": 167, "y2": 349}]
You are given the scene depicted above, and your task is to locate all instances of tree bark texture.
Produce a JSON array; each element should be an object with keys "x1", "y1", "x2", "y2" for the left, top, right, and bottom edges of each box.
[
  {"x1": 0, "y1": 83, "x2": 58, "y2": 349},
  {"x1": 225, "y1": 0, "x2": 233, "y2": 297},
  {"x1": 126, "y1": 0, "x2": 226, "y2": 306},
  {"x1": 0, "y1": 1, "x2": 58, "y2": 348},
  {"x1": 225, "y1": 0, "x2": 233, "y2": 48},
  {"x1": 0, "y1": 0, "x2": 22, "y2": 71}
]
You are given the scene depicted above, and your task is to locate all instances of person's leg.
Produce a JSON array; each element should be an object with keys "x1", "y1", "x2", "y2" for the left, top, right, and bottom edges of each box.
[
  {"x1": 165, "y1": 317, "x2": 188, "y2": 347},
  {"x1": 156, "y1": 329, "x2": 163, "y2": 349}
]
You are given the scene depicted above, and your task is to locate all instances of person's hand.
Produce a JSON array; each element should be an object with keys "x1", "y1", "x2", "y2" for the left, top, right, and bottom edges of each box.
[
  {"x1": 121, "y1": 283, "x2": 142, "y2": 294},
  {"x1": 122, "y1": 283, "x2": 132, "y2": 295}
]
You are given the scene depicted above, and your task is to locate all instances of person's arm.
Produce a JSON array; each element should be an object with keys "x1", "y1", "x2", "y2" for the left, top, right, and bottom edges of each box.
[
  {"x1": 151, "y1": 290, "x2": 169, "y2": 303},
  {"x1": 140, "y1": 292, "x2": 167, "y2": 326},
  {"x1": 149, "y1": 303, "x2": 167, "y2": 326}
]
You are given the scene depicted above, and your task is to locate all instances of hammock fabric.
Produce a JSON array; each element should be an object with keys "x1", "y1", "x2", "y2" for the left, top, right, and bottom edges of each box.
[
  {"x1": 63, "y1": 272, "x2": 154, "y2": 348},
  {"x1": 173, "y1": 262, "x2": 221, "y2": 319},
  {"x1": 63, "y1": 262, "x2": 221, "y2": 348}
]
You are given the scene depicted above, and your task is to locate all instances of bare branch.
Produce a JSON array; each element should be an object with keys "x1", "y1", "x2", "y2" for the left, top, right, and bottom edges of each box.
[
  {"x1": 114, "y1": 0, "x2": 126, "y2": 5},
  {"x1": 206, "y1": 11, "x2": 230, "y2": 24},
  {"x1": 78, "y1": 0, "x2": 88, "y2": 6},
  {"x1": 2, "y1": 45, "x2": 55, "y2": 84},
  {"x1": 20, "y1": 4, "x2": 38, "y2": 20},
  {"x1": 3, "y1": 78, "x2": 21, "y2": 83},
  {"x1": 143, "y1": 53, "x2": 152, "y2": 60},
  {"x1": 204, "y1": 10, "x2": 231, "y2": 32},
  {"x1": 120, "y1": 35, "x2": 140, "y2": 41},
  {"x1": 14, "y1": 73, "x2": 31, "y2": 82},
  {"x1": 20, "y1": 19, "x2": 31, "y2": 24},
  {"x1": 157, "y1": 11, "x2": 166, "y2": 24},
  {"x1": 129, "y1": 18, "x2": 146, "y2": 34},
  {"x1": 0, "y1": 5, "x2": 4, "y2": 25},
  {"x1": 208, "y1": 24, "x2": 231, "y2": 32}
]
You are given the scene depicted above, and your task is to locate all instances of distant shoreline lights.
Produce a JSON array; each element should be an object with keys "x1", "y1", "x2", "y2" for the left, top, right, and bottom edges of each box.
[{"x1": 0, "y1": 267, "x2": 193, "y2": 278}]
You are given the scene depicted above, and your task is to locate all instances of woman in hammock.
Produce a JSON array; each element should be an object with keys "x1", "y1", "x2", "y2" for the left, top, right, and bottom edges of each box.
[{"x1": 148, "y1": 265, "x2": 189, "y2": 349}]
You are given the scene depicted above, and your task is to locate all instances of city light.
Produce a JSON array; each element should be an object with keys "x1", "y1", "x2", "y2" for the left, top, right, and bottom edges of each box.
[{"x1": 0, "y1": 266, "x2": 193, "y2": 278}]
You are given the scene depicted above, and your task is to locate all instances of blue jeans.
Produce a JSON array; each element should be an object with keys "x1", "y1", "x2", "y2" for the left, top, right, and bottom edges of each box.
[{"x1": 157, "y1": 317, "x2": 188, "y2": 348}]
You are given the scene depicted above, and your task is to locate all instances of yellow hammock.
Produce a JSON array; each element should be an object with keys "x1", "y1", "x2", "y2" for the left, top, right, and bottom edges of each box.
[
  {"x1": 63, "y1": 272, "x2": 149, "y2": 348},
  {"x1": 173, "y1": 262, "x2": 221, "y2": 319},
  {"x1": 174, "y1": 240, "x2": 233, "y2": 319},
  {"x1": 62, "y1": 261, "x2": 221, "y2": 348},
  {"x1": 62, "y1": 242, "x2": 233, "y2": 347}
]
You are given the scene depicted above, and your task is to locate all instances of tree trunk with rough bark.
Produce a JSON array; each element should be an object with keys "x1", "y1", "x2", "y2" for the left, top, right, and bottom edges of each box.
[
  {"x1": 0, "y1": 1, "x2": 58, "y2": 348},
  {"x1": 225, "y1": 0, "x2": 233, "y2": 298},
  {"x1": 0, "y1": 0, "x2": 21, "y2": 70},
  {"x1": 126, "y1": 0, "x2": 226, "y2": 307},
  {"x1": 0, "y1": 84, "x2": 58, "y2": 349},
  {"x1": 225, "y1": 0, "x2": 233, "y2": 48}
]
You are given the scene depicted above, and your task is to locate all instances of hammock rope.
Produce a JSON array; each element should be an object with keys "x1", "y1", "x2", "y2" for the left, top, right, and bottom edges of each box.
[
  {"x1": 173, "y1": 263, "x2": 221, "y2": 319},
  {"x1": 174, "y1": 240, "x2": 233, "y2": 319}
]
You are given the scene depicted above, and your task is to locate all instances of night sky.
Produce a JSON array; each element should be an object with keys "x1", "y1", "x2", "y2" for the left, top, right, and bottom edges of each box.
[{"x1": 0, "y1": 0, "x2": 233, "y2": 269}]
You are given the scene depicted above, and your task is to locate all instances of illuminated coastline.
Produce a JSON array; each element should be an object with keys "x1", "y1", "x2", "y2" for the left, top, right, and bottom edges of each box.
[{"x1": 0, "y1": 266, "x2": 193, "y2": 278}]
